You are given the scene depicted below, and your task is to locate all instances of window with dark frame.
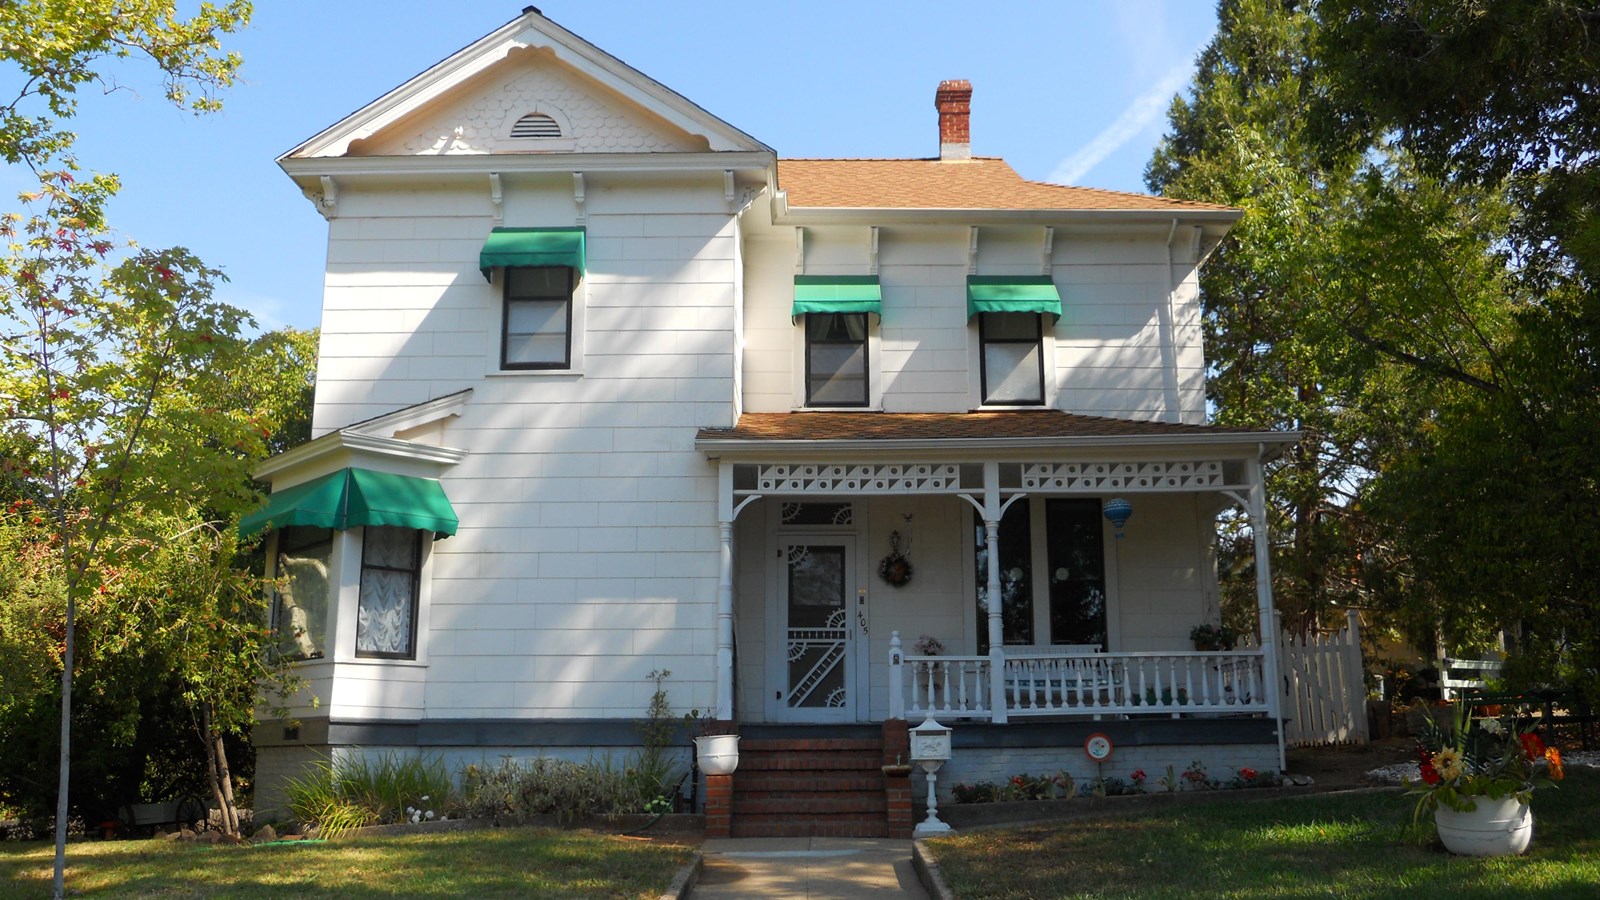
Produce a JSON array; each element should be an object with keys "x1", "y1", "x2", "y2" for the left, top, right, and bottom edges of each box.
[
  {"x1": 502, "y1": 266, "x2": 574, "y2": 369},
  {"x1": 356, "y1": 526, "x2": 423, "y2": 659},
  {"x1": 978, "y1": 312, "x2": 1045, "y2": 405},
  {"x1": 805, "y1": 312, "x2": 869, "y2": 407},
  {"x1": 973, "y1": 499, "x2": 1108, "y2": 652}
]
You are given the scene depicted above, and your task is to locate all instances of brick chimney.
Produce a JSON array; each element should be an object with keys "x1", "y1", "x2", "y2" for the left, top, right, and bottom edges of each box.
[{"x1": 936, "y1": 79, "x2": 973, "y2": 161}]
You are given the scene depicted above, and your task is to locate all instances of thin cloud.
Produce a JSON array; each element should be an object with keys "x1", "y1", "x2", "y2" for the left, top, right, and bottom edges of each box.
[{"x1": 1047, "y1": 55, "x2": 1196, "y2": 186}]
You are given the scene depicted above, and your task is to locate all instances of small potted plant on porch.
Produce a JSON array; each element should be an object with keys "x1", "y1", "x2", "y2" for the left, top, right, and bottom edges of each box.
[
  {"x1": 1189, "y1": 623, "x2": 1238, "y2": 652},
  {"x1": 1407, "y1": 702, "x2": 1564, "y2": 856},
  {"x1": 686, "y1": 709, "x2": 740, "y2": 775}
]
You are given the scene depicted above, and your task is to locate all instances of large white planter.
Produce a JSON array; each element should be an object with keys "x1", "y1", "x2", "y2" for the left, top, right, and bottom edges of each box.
[
  {"x1": 1434, "y1": 797, "x2": 1533, "y2": 856},
  {"x1": 695, "y1": 735, "x2": 740, "y2": 776}
]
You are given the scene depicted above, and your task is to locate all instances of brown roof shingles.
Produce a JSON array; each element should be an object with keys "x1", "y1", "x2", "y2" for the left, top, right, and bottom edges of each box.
[
  {"x1": 696, "y1": 411, "x2": 1265, "y2": 444},
  {"x1": 775, "y1": 158, "x2": 1233, "y2": 213}
]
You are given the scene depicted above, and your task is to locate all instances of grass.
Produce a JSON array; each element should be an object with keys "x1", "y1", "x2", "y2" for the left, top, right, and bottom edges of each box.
[
  {"x1": 927, "y1": 768, "x2": 1600, "y2": 899},
  {"x1": 0, "y1": 827, "x2": 694, "y2": 899}
]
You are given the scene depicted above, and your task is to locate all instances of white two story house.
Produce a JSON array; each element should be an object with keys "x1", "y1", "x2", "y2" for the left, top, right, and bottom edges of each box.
[{"x1": 246, "y1": 8, "x2": 1295, "y2": 834}]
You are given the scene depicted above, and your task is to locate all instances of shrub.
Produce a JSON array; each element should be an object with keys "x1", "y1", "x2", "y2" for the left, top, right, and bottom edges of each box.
[
  {"x1": 460, "y1": 755, "x2": 668, "y2": 822},
  {"x1": 283, "y1": 751, "x2": 453, "y2": 838}
]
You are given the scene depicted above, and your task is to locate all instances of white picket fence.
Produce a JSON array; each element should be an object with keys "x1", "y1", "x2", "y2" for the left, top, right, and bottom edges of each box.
[{"x1": 1249, "y1": 609, "x2": 1369, "y2": 747}]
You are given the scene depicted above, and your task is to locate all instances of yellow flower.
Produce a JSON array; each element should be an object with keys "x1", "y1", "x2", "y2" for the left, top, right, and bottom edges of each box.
[{"x1": 1433, "y1": 747, "x2": 1466, "y2": 781}]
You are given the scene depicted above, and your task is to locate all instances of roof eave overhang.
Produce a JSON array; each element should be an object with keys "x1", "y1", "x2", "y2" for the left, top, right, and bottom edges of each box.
[
  {"x1": 773, "y1": 205, "x2": 1243, "y2": 227},
  {"x1": 281, "y1": 11, "x2": 771, "y2": 163},
  {"x1": 281, "y1": 151, "x2": 776, "y2": 187},
  {"x1": 255, "y1": 431, "x2": 469, "y2": 482},
  {"x1": 695, "y1": 430, "x2": 1300, "y2": 461}
]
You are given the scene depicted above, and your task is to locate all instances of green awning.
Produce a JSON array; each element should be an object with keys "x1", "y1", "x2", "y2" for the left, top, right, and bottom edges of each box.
[
  {"x1": 966, "y1": 275, "x2": 1063, "y2": 318},
  {"x1": 792, "y1": 275, "x2": 883, "y2": 318},
  {"x1": 479, "y1": 226, "x2": 586, "y2": 281},
  {"x1": 239, "y1": 468, "x2": 458, "y2": 540}
]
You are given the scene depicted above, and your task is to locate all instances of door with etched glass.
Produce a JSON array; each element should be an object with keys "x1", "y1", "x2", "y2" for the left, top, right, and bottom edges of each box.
[{"x1": 776, "y1": 538, "x2": 857, "y2": 722}]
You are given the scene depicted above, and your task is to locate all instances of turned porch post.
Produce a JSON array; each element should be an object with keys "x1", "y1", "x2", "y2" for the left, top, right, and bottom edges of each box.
[
  {"x1": 715, "y1": 462, "x2": 736, "y2": 721},
  {"x1": 1247, "y1": 455, "x2": 1286, "y2": 771},
  {"x1": 983, "y1": 462, "x2": 1008, "y2": 723}
]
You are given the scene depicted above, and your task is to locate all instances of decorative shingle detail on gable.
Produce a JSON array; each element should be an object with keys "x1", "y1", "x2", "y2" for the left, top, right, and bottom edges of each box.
[{"x1": 358, "y1": 53, "x2": 706, "y2": 156}]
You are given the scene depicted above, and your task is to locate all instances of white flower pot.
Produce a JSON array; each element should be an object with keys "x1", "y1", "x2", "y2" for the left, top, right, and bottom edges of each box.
[
  {"x1": 1434, "y1": 797, "x2": 1532, "y2": 856},
  {"x1": 695, "y1": 734, "x2": 740, "y2": 776}
]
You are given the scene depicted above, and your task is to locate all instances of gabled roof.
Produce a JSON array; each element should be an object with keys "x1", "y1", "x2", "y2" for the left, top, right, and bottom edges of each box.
[
  {"x1": 281, "y1": 7, "x2": 770, "y2": 161},
  {"x1": 776, "y1": 158, "x2": 1234, "y2": 214}
]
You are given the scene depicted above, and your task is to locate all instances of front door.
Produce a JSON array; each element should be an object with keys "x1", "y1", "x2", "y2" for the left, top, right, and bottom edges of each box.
[{"x1": 772, "y1": 537, "x2": 861, "y2": 722}]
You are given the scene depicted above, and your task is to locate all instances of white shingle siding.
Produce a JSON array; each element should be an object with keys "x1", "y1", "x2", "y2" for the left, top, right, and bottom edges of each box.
[{"x1": 740, "y1": 225, "x2": 1210, "y2": 419}]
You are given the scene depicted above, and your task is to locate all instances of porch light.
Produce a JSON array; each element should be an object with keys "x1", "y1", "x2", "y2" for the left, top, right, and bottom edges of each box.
[{"x1": 1103, "y1": 497, "x2": 1132, "y2": 538}]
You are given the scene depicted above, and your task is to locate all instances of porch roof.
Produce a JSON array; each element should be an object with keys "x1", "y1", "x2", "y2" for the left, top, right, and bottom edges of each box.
[{"x1": 696, "y1": 411, "x2": 1293, "y2": 457}]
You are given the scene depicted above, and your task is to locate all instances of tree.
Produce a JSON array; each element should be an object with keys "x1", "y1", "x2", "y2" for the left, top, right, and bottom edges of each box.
[
  {"x1": 1311, "y1": 0, "x2": 1600, "y2": 692},
  {"x1": 1147, "y1": 0, "x2": 1520, "y2": 653},
  {"x1": 1, "y1": 3, "x2": 252, "y2": 894}
]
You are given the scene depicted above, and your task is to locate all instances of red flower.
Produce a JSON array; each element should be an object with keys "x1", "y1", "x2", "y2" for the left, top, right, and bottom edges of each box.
[
  {"x1": 1520, "y1": 732, "x2": 1545, "y2": 761},
  {"x1": 1011, "y1": 775, "x2": 1025, "y2": 786},
  {"x1": 1420, "y1": 761, "x2": 1441, "y2": 785},
  {"x1": 1240, "y1": 767, "x2": 1258, "y2": 781}
]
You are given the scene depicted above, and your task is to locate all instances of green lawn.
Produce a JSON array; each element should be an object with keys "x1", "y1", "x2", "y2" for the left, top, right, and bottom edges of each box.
[
  {"x1": 0, "y1": 827, "x2": 695, "y2": 898},
  {"x1": 927, "y1": 768, "x2": 1600, "y2": 899}
]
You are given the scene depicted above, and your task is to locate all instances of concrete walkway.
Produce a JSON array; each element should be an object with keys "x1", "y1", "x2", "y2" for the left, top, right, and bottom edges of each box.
[{"x1": 692, "y1": 837, "x2": 930, "y2": 898}]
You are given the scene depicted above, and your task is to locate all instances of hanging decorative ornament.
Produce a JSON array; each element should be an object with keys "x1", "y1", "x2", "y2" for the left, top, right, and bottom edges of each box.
[
  {"x1": 1103, "y1": 497, "x2": 1133, "y2": 539},
  {"x1": 879, "y1": 529, "x2": 914, "y2": 587}
]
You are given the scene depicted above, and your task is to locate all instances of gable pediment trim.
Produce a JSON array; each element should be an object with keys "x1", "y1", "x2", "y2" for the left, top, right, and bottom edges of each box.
[{"x1": 282, "y1": 9, "x2": 770, "y2": 161}]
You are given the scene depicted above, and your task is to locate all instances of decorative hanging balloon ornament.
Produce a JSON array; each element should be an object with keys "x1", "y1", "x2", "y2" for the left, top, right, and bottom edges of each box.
[
  {"x1": 879, "y1": 519, "x2": 914, "y2": 587},
  {"x1": 1103, "y1": 498, "x2": 1133, "y2": 539}
]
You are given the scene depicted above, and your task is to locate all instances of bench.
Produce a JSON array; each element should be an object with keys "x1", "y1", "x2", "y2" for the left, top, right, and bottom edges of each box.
[
  {"x1": 118, "y1": 798, "x2": 207, "y2": 834},
  {"x1": 1440, "y1": 657, "x2": 1503, "y2": 700}
]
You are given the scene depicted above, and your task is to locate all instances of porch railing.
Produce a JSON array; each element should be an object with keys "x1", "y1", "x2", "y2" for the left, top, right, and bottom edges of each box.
[{"x1": 890, "y1": 632, "x2": 1269, "y2": 723}]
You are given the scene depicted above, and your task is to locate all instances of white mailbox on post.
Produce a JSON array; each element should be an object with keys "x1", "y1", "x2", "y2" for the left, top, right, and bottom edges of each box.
[{"x1": 910, "y1": 716, "x2": 953, "y2": 835}]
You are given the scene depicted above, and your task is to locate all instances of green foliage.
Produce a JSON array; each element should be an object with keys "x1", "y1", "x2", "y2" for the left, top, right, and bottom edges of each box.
[
  {"x1": 1148, "y1": 0, "x2": 1600, "y2": 696},
  {"x1": 634, "y1": 669, "x2": 683, "y2": 800},
  {"x1": 459, "y1": 756, "x2": 673, "y2": 823},
  {"x1": 1405, "y1": 702, "x2": 1563, "y2": 827},
  {"x1": 283, "y1": 752, "x2": 453, "y2": 838}
]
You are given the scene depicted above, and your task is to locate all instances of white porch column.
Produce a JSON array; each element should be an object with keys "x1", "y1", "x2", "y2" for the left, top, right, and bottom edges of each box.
[
  {"x1": 1247, "y1": 456, "x2": 1286, "y2": 771},
  {"x1": 983, "y1": 461, "x2": 1008, "y2": 723},
  {"x1": 715, "y1": 462, "x2": 736, "y2": 721}
]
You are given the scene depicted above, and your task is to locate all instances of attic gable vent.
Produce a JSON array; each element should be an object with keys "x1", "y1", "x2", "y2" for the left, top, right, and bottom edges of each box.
[{"x1": 511, "y1": 113, "x2": 562, "y2": 139}]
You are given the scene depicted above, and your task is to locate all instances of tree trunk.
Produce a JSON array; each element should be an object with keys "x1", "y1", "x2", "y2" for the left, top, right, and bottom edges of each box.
[
  {"x1": 213, "y1": 730, "x2": 239, "y2": 836},
  {"x1": 199, "y1": 703, "x2": 238, "y2": 836},
  {"x1": 52, "y1": 587, "x2": 78, "y2": 900}
]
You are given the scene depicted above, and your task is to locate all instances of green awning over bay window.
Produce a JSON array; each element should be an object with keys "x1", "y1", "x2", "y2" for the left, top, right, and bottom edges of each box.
[
  {"x1": 239, "y1": 468, "x2": 458, "y2": 539},
  {"x1": 792, "y1": 275, "x2": 883, "y2": 317},
  {"x1": 966, "y1": 275, "x2": 1063, "y2": 318},
  {"x1": 479, "y1": 226, "x2": 586, "y2": 281}
]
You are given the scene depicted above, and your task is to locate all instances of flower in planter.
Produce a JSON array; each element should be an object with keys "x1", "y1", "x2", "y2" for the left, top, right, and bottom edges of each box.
[
  {"x1": 913, "y1": 634, "x2": 945, "y2": 656},
  {"x1": 1406, "y1": 701, "x2": 1564, "y2": 824}
]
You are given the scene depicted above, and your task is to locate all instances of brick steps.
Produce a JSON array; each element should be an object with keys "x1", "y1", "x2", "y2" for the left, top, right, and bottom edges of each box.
[{"x1": 730, "y1": 734, "x2": 890, "y2": 838}]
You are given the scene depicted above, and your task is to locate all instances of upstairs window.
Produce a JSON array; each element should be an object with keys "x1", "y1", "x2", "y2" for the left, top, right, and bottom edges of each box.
[
  {"x1": 805, "y1": 313, "x2": 869, "y2": 407},
  {"x1": 979, "y1": 312, "x2": 1045, "y2": 405},
  {"x1": 503, "y1": 267, "x2": 574, "y2": 369}
]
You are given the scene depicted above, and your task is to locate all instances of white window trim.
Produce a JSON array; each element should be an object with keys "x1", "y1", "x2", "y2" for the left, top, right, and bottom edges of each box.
[
  {"x1": 791, "y1": 312, "x2": 882, "y2": 411},
  {"x1": 331, "y1": 526, "x2": 434, "y2": 668},
  {"x1": 967, "y1": 314, "x2": 1058, "y2": 410},
  {"x1": 485, "y1": 265, "x2": 586, "y2": 377}
]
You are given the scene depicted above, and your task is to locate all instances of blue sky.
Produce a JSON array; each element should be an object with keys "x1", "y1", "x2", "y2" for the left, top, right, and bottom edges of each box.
[{"x1": 50, "y1": 1, "x2": 1217, "y2": 332}]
